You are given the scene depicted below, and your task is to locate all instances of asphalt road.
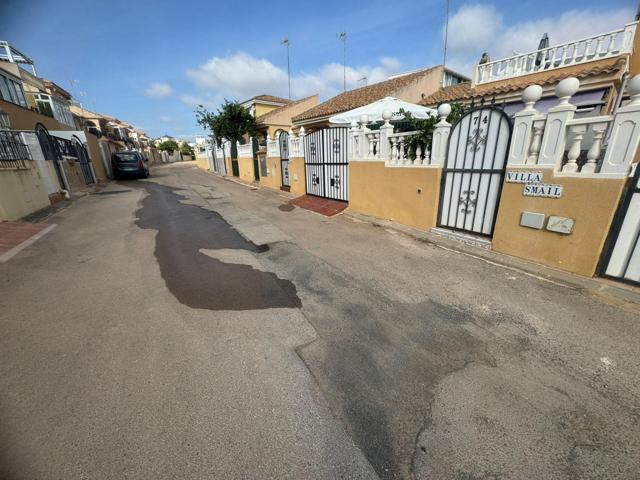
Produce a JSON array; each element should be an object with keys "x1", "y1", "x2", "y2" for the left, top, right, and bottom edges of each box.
[{"x1": 1, "y1": 162, "x2": 639, "y2": 480}]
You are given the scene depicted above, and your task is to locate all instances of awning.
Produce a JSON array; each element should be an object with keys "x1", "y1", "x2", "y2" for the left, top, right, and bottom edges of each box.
[{"x1": 328, "y1": 97, "x2": 437, "y2": 124}]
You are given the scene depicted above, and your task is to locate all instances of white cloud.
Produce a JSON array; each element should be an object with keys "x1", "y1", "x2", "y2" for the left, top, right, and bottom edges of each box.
[
  {"x1": 445, "y1": 4, "x2": 634, "y2": 74},
  {"x1": 160, "y1": 115, "x2": 173, "y2": 123},
  {"x1": 145, "y1": 82, "x2": 173, "y2": 98},
  {"x1": 185, "y1": 52, "x2": 403, "y2": 106},
  {"x1": 180, "y1": 94, "x2": 219, "y2": 109}
]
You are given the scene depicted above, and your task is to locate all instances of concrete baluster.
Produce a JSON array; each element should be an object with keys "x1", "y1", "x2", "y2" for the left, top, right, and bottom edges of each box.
[{"x1": 563, "y1": 125, "x2": 585, "y2": 172}]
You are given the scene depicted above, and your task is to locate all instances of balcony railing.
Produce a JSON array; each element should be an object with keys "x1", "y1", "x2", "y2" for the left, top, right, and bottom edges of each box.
[
  {"x1": 237, "y1": 142, "x2": 253, "y2": 157},
  {"x1": 266, "y1": 138, "x2": 280, "y2": 157},
  {"x1": 0, "y1": 130, "x2": 31, "y2": 169},
  {"x1": 473, "y1": 22, "x2": 637, "y2": 85},
  {"x1": 350, "y1": 110, "x2": 449, "y2": 168}
]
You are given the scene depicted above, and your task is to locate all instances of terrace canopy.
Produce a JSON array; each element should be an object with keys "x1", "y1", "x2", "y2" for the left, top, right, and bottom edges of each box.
[{"x1": 328, "y1": 96, "x2": 436, "y2": 124}]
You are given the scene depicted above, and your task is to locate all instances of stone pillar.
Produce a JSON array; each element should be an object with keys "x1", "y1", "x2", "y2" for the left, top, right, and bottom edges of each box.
[
  {"x1": 431, "y1": 104, "x2": 452, "y2": 166},
  {"x1": 537, "y1": 77, "x2": 580, "y2": 168},
  {"x1": 507, "y1": 85, "x2": 542, "y2": 165},
  {"x1": 378, "y1": 109, "x2": 394, "y2": 161},
  {"x1": 601, "y1": 74, "x2": 640, "y2": 175}
]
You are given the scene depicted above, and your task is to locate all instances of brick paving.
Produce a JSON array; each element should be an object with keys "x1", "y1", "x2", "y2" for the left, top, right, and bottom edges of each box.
[
  {"x1": 0, "y1": 222, "x2": 51, "y2": 256},
  {"x1": 290, "y1": 195, "x2": 348, "y2": 217}
]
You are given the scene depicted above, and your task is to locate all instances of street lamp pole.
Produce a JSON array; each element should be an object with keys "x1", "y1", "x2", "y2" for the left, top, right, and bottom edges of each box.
[
  {"x1": 337, "y1": 32, "x2": 347, "y2": 91},
  {"x1": 281, "y1": 38, "x2": 291, "y2": 99}
]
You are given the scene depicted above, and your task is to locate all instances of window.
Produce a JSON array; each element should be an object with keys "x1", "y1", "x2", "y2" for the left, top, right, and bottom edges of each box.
[
  {"x1": 31, "y1": 92, "x2": 75, "y2": 127},
  {"x1": 443, "y1": 72, "x2": 465, "y2": 87},
  {"x1": 0, "y1": 73, "x2": 27, "y2": 107}
]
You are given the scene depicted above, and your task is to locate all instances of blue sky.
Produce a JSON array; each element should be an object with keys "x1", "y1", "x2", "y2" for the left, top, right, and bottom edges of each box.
[{"x1": 0, "y1": 0, "x2": 635, "y2": 139}]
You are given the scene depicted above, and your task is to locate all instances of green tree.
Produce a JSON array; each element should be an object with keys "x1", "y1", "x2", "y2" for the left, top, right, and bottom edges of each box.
[
  {"x1": 180, "y1": 142, "x2": 195, "y2": 157},
  {"x1": 398, "y1": 103, "x2": 466, "y2": 158},
  {"x1": 195, "y1": 100, "x2": 258, "y2": 144},
  {"x1": 157, "y1": 140, "x2": 179, "y2": 154}
]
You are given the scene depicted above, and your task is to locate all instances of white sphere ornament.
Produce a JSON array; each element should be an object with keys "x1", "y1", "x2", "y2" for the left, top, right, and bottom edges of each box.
[
  {"x1": 522, "y1": 85, "x2": 543, "y2": 107},
  {"x1": 437, "y1": 103, "x2": 452, "y2": 118},
  {"x1": 555, "y1": 77, "x2": 580, "y2": 104},
  {"x1": 382, "y1": 109, "x2": 393, "y2": 123},
  {"x1": 627, "y1": 74, "x2": 640, "y2": 96},
  {"x1": 360, "y1": 114, "x2": 369, "y2": 125}
]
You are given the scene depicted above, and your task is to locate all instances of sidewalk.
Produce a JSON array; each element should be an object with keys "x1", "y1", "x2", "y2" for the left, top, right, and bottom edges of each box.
[{"x1": 345, "y1": 210, "x2": 640, "y2": 309}]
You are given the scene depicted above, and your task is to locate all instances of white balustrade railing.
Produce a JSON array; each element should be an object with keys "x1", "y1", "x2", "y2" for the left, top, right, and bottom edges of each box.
[
  {"x1": 215, "y1": 147, "x2": 223, "y2": 158},
  {"x1": 237, "y1": 142, "x2": 253, "y2": 157},
  {"x1": 349, "y1": 107, "x2": 450, "y2": 167},
  {"x1": 473, "y1": 22, "x2": 637, "y2": 85},
  {"x1": 508, "y1": 75, "x2": 640, "y2": 177},
  {"x1": 562, "y1": 117, "x2": 612, "y2": 173},
  {"x1": 266, "y1": 138, "x2": 280, "y2": 157},
  {"x1": 387, "y1": 131, "x2": 432, "y2": 166},
  {"x1": 223, "y1": 141, "x2": 231, "y2": 157},
  {"x1": 288, "y1": 134, "x2": 304, "y2": 157}
]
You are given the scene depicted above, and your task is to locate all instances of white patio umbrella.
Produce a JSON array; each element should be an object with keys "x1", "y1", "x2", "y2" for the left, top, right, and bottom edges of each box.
[{"x1": 328, "y1": 97, "x2": 437, "y2": 124}]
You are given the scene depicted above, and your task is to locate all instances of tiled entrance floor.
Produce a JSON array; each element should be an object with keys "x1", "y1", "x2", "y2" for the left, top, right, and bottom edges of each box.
[{"x1": 290, "y1": 195, "x2": 348, "y2": 217}]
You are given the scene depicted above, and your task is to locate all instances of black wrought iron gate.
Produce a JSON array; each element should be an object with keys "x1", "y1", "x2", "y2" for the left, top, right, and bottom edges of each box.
[
  {"x1": 73, "y1": 136, "x2": 95, "y2": 185},
  {"x1": 437, "y1": 106, "x2": 511, "y2": 236},
  {"x1": 303, "y1": 127, "x2": 349, "y2": 202},
  {"x1": 279, "y1": 131, "x2": 290, "y2": 187},
  {"x1": 35, "y1": 124, "x2": 67, "y2": 190},
  {"x1": 600, "y1": 165, "x2": 640, "y2": 285}
]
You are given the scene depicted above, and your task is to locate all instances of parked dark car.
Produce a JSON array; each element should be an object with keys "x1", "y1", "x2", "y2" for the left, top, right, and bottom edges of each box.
[{"x1": 111, "y1": 151, "x2": 149, "y2": 179}]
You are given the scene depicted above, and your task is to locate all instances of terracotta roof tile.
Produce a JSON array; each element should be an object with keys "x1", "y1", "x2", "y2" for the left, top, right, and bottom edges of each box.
[
  {"x1": 257, "y1": 95, "x2": 318, "y2": 124},
  {"x1": 293, "y1": 66, "x2": 441, "y2": 122},
  {"x1": 420, "y1": 57, "x2": 627, "y2": 106},
  {"x1": 252, "y1": 94, "x2": 291, "y2": 104}
]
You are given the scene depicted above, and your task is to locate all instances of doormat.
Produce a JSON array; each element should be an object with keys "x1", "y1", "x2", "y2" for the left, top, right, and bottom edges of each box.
[{"x1": 290, "y1": 195, "x2": 348, "y2": 217}]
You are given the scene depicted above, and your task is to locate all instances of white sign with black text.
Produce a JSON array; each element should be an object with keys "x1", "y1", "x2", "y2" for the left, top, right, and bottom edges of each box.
[
  {"x1": 506, "y1": 170, "x2": 543, "y2": 184},
  {"x1": 523, "y1": 183, "x2": 563, "y2": 198}
]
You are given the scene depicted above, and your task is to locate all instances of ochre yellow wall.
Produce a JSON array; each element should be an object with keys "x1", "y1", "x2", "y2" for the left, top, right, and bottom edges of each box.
[
  {"x1": 237, "y1": 156, "x2": 255, "y2": 183},
  {"x1": 60, "y1": 160, "x2": 87, "y2": 192},
  {"x1": 289, "y1": 157, "x2": 306, "y2": 196},
  {"x1": 260, "y1": 156, "x2": 282, "y2": 190},
  {"x1": 195, "y1": 152, "x2": 209, "y2": 170},
  {"x1": 85, "y1": 132, "x2": 107, "y2": 183},
  {"x1": 0, "y1": 163, "x2": 51, "y2": 221},
  {"x1": 1, "y1": 99, "x2": 71, "y2": 131},
  {"x1": 492, "y1": 170, "x2": 626, "y2": 277},
  {"x1": 349, "y1": 162, "x2": 442, "y2": 230},
  {"x1": 255, "y1": 104, "x2": 280, "y2": 118}
]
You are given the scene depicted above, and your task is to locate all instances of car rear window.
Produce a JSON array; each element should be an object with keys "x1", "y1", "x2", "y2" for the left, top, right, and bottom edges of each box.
[{"x1": 113, "y1": 153, "x2": 139, "y2": 163}]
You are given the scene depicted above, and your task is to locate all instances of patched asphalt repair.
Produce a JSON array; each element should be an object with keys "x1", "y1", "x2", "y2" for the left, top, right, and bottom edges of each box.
[{"x1": 134, "y1": 182, "x2": 300, "y2": 311}]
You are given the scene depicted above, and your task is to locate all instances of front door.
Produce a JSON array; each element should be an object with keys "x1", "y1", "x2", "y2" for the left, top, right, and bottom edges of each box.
[
  {"x1": 600, "y1": 166, "x2": 640, "y2": 285},
  {"x1": 438, "y1": 107, "x2": 511, "y2": 236},
  {"x1": 279, "y1": 131, "x2": 290, "y2": 188}
]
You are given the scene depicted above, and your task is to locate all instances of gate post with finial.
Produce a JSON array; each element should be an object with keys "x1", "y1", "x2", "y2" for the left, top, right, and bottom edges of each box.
[{"x1": 508, "y1": 84, "x2": 542, "y2": 166}]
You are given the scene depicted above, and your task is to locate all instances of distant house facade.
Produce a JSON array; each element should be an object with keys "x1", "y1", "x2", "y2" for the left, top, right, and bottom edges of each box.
[
  {"x1": 292, "y1": 66, "x2": 468, "y2": 130},
  {"x1": 240, "y1": 94, "x2": 291, "y2": 118}
]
